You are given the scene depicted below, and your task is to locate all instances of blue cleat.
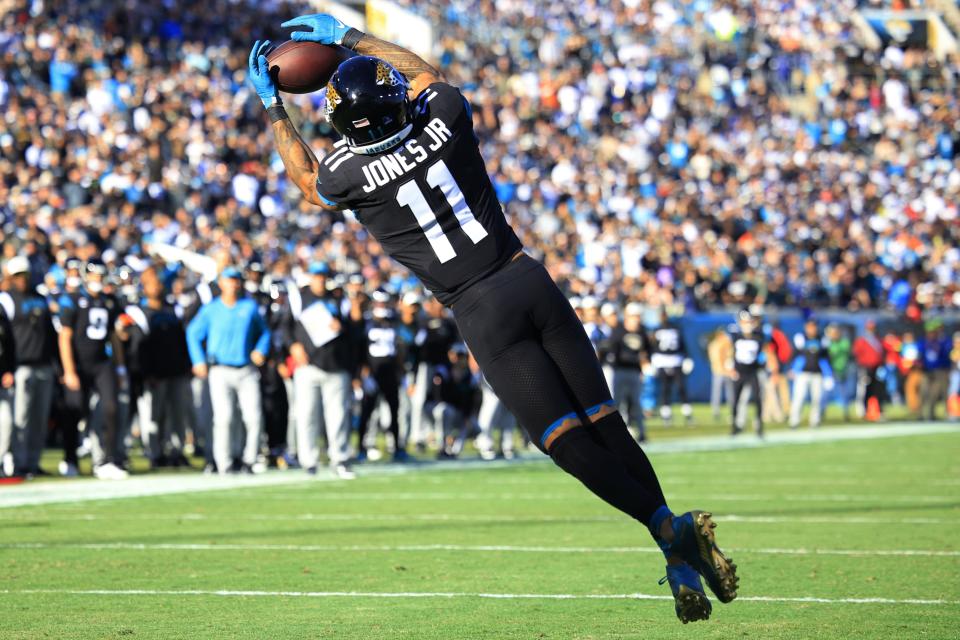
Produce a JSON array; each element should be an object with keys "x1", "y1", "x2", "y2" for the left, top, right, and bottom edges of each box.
[
  {"x1": 660, "y1": 562, "x2": 712, "y2": 623},
  {"x1": 666, "y1": 511, "x2": 739, "y2": 603}
]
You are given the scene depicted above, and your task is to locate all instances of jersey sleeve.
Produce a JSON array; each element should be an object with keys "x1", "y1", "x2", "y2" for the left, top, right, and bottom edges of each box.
[
  {"x1": 418, "y1": 82, "x2": 471, "y2": 130},
  {"x1": 315, "y1": 141, "x2": 353, "y2": 207}
]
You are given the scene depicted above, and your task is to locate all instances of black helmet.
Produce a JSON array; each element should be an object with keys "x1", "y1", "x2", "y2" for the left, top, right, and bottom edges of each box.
[{"x1": 323, "y1": 56, "x2": 411, "y2": 155}]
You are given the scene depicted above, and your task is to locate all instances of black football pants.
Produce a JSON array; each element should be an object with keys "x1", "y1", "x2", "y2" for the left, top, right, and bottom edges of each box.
[
  {"x1": 67, "y1": 361, "x2": 120, "y2": 464},
  {"x1": 452, "y1": 254, "x2": 667, "y2": 531}
]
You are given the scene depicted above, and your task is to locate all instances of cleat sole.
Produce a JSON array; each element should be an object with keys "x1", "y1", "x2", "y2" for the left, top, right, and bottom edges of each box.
[
  {"x1": 693, "y1": 511, "x2": 739, "y2": 603},
  {"x1": 675, "y1": 586, "x2": 712, "y2": 623}
]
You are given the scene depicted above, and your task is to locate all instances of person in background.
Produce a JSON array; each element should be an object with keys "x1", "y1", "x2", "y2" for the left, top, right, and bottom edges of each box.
[
  {"x1": 0, "y1": 257, "x2": 59, "y2": 477},
  {"x1": 431, "y1": 343, "x2": 480, "y2": 459},
  {"x1": 125, "y1": 266, "x2": 193, "y2": 469},
  {"x1": 410, "y1": 297, "x2": 459, "y2": 451},
  {"x1": 186, "y1": 267, "x2": 270, "y2": 475},
  {"x1": 263, "y1": 281, "x2": 292, "y2": 468},
  {"x1": 730, "y1": 310, "x2": 765, "y2": 436},
  {"x1": 921, "y1": 320, "x2": 951, "y2": 421},
  {"x1": 59, "y1": 260, "x2": 129, "y2": 480},
  {"x1": 395, "y1": 292, "x2": 422, "y2": 451},
  {"x1": 852, "y1": 319, "x2": 886, "y2": 422},
  {"x1": 599, "y1": 302, "x2": 650, "y2": 441},
  {"x1": 789, "y1": 320, "x2": 834, "y2": 429},
  {"x1": 947, "y1": 332, "x2": 960, "y2": 422},
  {"x1": 824, "y1": 324, "x2": 853, "y2": 421},
  {"x1": 762, "y1": 321, "x2": 792, "y2": 425},
  {"x1": 580, "y1": 297, "x2": 607, "y2": 352},
  {"x1": 899, "y1": 331, "x2": 923, "y2": 417},
  {"x1": 358, "y1": 289, "x2": 407, "y2": 462},
  {"x1": 0, "y1": 280, "x2": 16, "y2": 477},
  {"x1": 286, "y1": 263, "x2": 356, "y2": 479},
  {"x1": 650, "y1": 308, "x2": 693, "y2": 426},
  {"x1": 706, "y1": 326, "x2": 734, "y2": 422},
  {"x1": 882, "y1": 331, "x2": 904, "y2": 407}
]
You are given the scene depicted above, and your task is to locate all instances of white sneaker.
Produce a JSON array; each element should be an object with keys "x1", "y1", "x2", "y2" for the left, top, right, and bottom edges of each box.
[
  {"x1": 94, "y1": 462, "x2": 129, "y2": 480},
  {"x1": 478, "y1": 447, "x2": 496, "y2": 461},
  {"x1": 334, "y1": 463, "x2": 356, "y2": 480},
  {"x1": 365, "y1": 448, "x2": 383, "y2": 462},
  {"x1": 1, "y1": 452, "x2": 13, "y2": 476},
  {"x1": 58, "y1": 461, "x2": 79, "y2": 477}
]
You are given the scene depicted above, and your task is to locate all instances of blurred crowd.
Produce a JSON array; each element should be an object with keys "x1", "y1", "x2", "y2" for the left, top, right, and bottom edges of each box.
[{"x1": 2, "y1": 0, "x2": 960, "y2": 478}]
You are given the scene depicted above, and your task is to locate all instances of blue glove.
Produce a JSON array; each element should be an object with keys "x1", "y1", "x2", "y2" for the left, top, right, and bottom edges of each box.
[
  {"x1": 248, "y1": 40, "x2": 279, "y2": 108},
  {"x1": 281, "y1": 13, "x2": 351, "y2": 45}
]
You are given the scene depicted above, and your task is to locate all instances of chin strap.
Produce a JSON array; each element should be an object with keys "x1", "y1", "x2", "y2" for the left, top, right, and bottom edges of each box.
[{"x1": 348, "y1": 124, "x2": 414, "y2": 155}]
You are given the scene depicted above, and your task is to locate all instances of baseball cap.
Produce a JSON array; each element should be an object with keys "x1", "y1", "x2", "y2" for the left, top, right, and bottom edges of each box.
[
  {"x1": 401, "y1": 291, "x2": 422, "y2": 306},
  {"x1": 600, "y1": 302, "x2": 617, "y2": 318},
  {"x1": 581, "y1": 296, "x2": 598, "y2": 309},
  {"x1": 307, "y1": 262, "x2": 330, "y2": 276},
  {"x1": 220, "y1": 266, "x2": 243, "y2": 279},
  {"x1": 625, "y1": 302, "x2": 644, "y2": 317},
  {"x1": 5, "y1": 256, "x2": 29, "y2": 276}
]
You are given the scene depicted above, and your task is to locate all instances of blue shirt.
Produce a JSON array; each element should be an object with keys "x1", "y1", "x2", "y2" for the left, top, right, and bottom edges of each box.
[{"x1": 186, "y1": 297, "x2": 270, "y2": 367}]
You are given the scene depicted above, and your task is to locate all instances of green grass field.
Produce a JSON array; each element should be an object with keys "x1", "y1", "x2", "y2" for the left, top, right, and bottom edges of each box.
[{"x1": 2, "y1": 425, "x2": 959, "y2": 639}]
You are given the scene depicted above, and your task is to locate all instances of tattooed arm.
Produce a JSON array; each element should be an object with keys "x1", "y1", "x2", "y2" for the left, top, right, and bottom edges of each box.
[
  {"x1": 271, "y1": 118, "x2": 339, "y2": 211},
  {"x1": 346, "y1": 32, "x2": 445, "y2": 96}
]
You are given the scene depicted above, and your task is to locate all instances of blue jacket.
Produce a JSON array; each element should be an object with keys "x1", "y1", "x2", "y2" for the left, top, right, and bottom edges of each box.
[{"x1": 186, "y1": 297, "x2": 270, "y2": 367}]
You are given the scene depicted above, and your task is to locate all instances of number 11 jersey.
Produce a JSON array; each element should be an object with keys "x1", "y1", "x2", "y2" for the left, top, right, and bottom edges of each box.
[{"x1": 316, "y1": 82, "x2": 522, "y2": 305}]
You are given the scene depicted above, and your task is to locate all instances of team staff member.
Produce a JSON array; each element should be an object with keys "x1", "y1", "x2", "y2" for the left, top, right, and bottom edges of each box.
[
  {"x1": 59, "y1": 260, "x2": 129, "y2": 480},
  {"x1": 852, "y1": 319, "x2": 885, "y2": 421},
  {"x1": 395, "y1": 292, "x2": 421, "y2": 450},
  {"x1": 598, "y1": 302, "x2": 650, "y2": 441},
  {"x1": 287, "y1": 262, "x2": 356, "y2": 479},
  {"x1": 187, "y1": 267, "x2": 271, "y2": 475},
  {"x1": 0, "y1": 257, "x2": 59, "y2": 476},
  {"x1": 126, "y1": 267, "x2": 193, "y2": 468},
  {"x1": 730, "y1": 310, "x2": 765, "y2": 436}
]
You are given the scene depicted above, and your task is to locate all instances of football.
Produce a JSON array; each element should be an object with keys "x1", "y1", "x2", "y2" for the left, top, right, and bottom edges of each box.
[{"x1": 266, "y1": 41, "x2": 352, "y2": 94}]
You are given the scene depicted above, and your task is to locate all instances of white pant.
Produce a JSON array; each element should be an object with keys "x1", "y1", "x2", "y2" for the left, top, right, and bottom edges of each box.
[
  {"x1": 208, "y1": 365, "x2": 262, "y2": 471},
  {"x1": 0, "y1": 385, "x2": 13, "y2": 471},
  {"x1": 410, "y1": 363, "x2": 438, "y2": 446},
  {"x1": 138, "y1": 376, "x2": 192, "y2": 460},
  {"x1": 790, "y1": 372, "x2": 823, "y2": 428},
  {"x1": 14, "y1": 365, "x2": 55, "y2": 472},
  {"x1": 294, "y1": 365, "x2": 351, "y2": 468},
  {"x1": 476, "y1": 383, "x2": 515, "y2": 453},
  {"x1": 191, "y1": 376, "x2": 214, "y2": 463}
]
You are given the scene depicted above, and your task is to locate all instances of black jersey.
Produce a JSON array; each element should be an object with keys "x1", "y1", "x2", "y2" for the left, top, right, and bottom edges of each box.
[
  {"x1": 731, "y1": 330, "x2": 765, "y2": 374},
  {"x1": 650, "y1": 323, "x2": 686, "y2": 371},
  {"x1": 125, "y1": 301, "x2": 192, "y2": 379},
  {"x1": 60, "y1": 292, "x2": 120, "y2": 367},
  {"x1": 0, "y1": 289, "x2": 57, "y2": 366},
  {"x1": 600, "y1": 325, "x2": 649, "y2": 369},
  {"x1": 316, "y1": 82, "x2": 523, "y2": 305},
  {"x1": 415, "y1": 316, "x2": 459, "y2": 367}
]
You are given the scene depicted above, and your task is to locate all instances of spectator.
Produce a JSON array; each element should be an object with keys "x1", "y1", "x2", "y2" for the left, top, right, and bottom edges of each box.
[
  {"x1": 186, "y1": 267, "x2": 270, "y2": 475},
  {"x1": 789, "y1": 320, "x2": 834, "y2": 429}
]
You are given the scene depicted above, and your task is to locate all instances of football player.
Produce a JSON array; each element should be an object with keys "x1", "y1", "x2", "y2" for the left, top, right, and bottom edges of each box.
[{"x1": 248, "y1": 16, "x2": 738, "y2": 621}]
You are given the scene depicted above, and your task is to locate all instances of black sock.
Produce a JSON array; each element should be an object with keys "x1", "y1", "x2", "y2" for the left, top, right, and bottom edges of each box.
[
  {"x1": 548, "y1": 427, "x2": 663, "y2": 528},
  {"x1": 587, "y1": 411, "x2": 667, "y2": 509}
]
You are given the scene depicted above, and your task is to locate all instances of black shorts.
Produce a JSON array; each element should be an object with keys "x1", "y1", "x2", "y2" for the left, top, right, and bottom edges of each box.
[{"x1": 451, "y1": 254, "x2": 612, "y2": 451}]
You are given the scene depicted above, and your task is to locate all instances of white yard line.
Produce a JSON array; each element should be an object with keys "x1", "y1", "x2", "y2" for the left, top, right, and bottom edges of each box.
[
  {"x1": 0, "y1": 588, "x2": 955, "y2": 606},
  {"x1": 1, "y1": 422, "x2": 955, "y2": 509},
  {"x1": 3, "y1": 542, "x2": 958, "y2": 557},
  {"x1": 4, "y1": 512, "x2": 958, "y2": 526}
]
